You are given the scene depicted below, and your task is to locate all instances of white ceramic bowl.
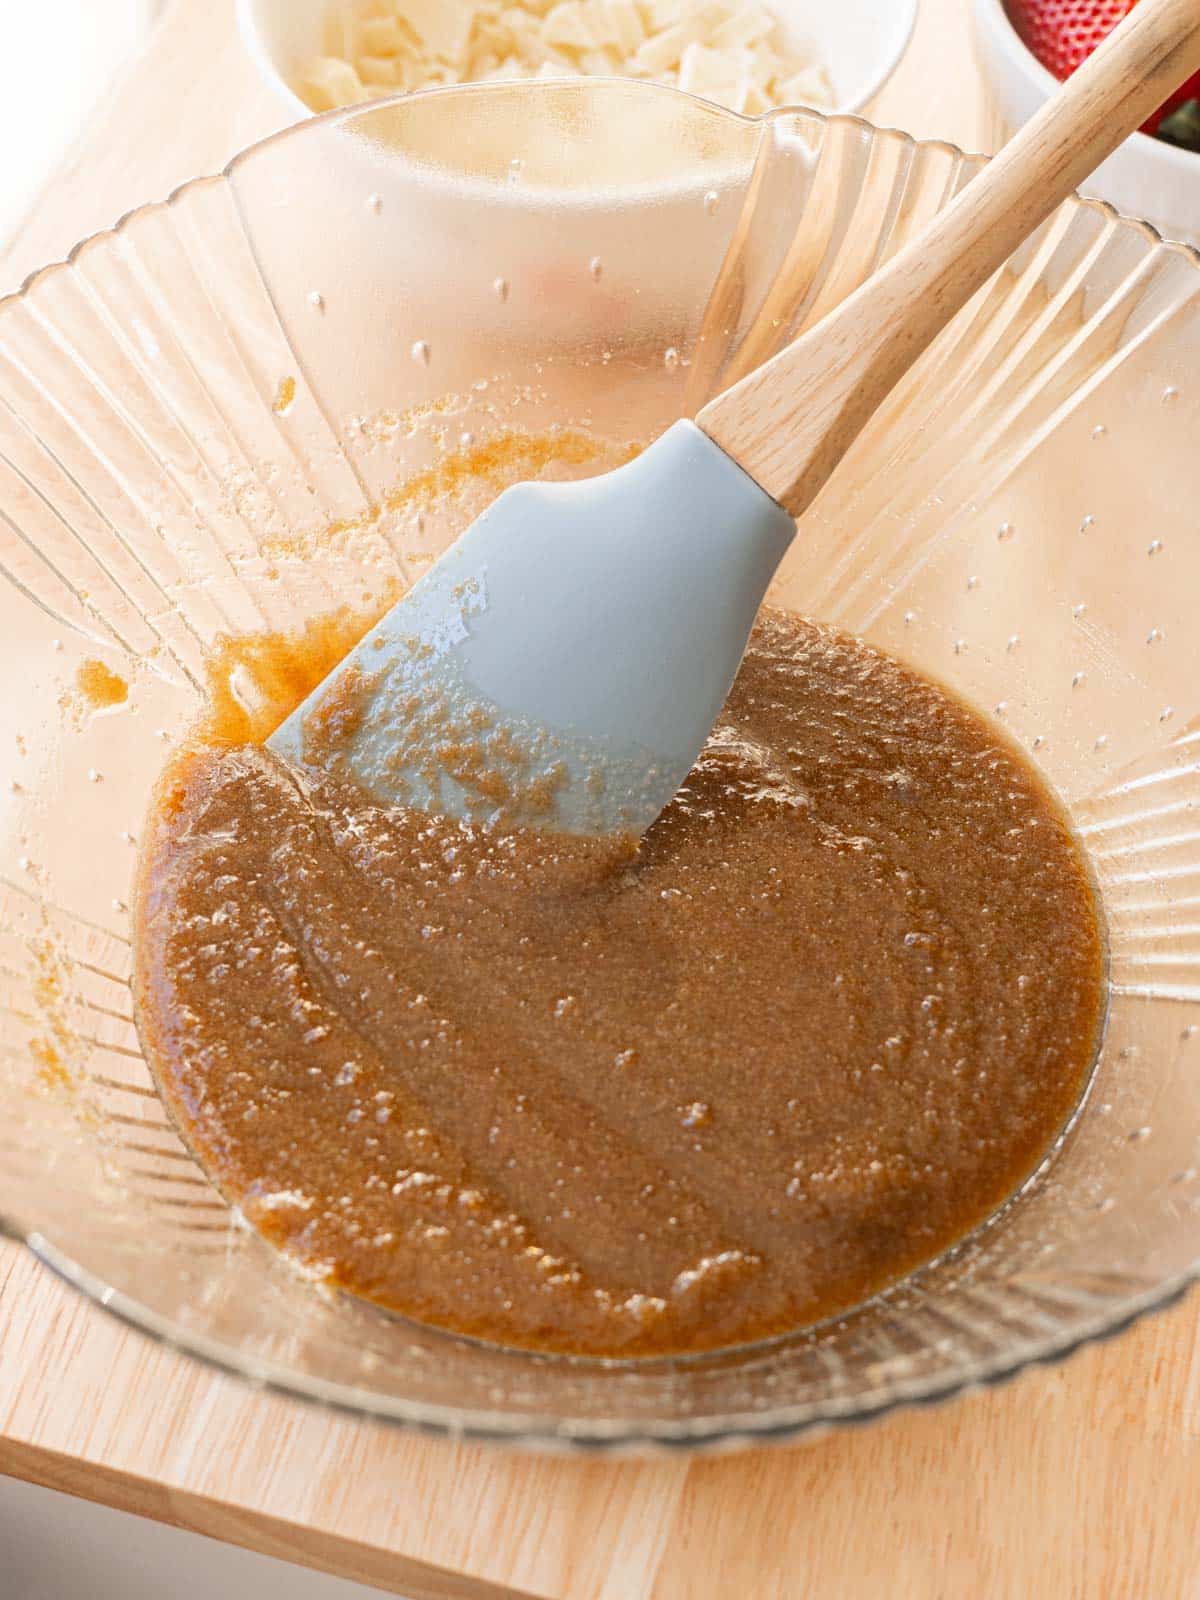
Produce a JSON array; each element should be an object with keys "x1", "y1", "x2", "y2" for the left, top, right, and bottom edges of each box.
[
  {"x1": 971, "y1": 0, "x2": 1200, "y2": 245},
  {"x1": 238, "y1": 0, "x2": 917, "y2": 122}
]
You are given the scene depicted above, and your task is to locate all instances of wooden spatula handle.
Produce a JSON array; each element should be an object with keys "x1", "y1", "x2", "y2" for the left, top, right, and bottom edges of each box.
[{"x1": 697, "y1": 0, "x2": 1200, "y2": 517}]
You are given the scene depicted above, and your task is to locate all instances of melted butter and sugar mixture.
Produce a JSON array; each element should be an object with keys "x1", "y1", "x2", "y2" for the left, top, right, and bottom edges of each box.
[{"x1": 134, "y1": 607, "x2": 1105, "y2": 1357}]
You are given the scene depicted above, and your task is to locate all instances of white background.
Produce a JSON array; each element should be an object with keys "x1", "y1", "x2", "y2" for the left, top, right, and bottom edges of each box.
[
  {"x1": 0, "y1": 1474, "x2": 392, "y2": 1598},
  {"x1": 0, "y1": 0, "x2": 154, "y2": 243}
]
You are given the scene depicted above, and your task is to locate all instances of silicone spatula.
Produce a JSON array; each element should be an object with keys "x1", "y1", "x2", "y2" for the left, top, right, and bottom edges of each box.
[{"x1": 271, "y1": 0, "x2": 1200, "y2": 835}]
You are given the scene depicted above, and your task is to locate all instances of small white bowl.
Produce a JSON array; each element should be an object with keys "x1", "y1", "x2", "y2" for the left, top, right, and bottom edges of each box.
[
  {"x1": 238, "y1": 0, "x2": 917, "y2": 124},
  {"x1": 970, "y1": 0, "x2": 1200, "y2": 245}
]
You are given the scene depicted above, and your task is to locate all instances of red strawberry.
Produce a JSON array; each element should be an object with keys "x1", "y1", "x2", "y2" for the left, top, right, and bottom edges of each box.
[{"x1": 1005, "y1": 0, "x2": 1200, "y2": 136}]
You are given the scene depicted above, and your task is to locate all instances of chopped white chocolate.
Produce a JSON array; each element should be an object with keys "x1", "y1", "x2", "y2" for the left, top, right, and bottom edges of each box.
[
  {"x1": 543, "y1": 2, "x2": 598, "y2": 52},
  {"x1": 323, "y1": 10, "x2": 355, "y2": 58},
  {"x1": 485, "y1": 54, "x2": 526, "y2": 77},
  {"x1": 358, "y1": 54, "x2": 399, "y2": 84},
  {"x1": 397, "y1": 0, "x2": 474, "y2": 64},
  {"x1": 298, "y1": 55, "x2": 369, "y2": 109},
  {"x1": 711, "y1": 4, "x2": 772, "y2": 50},
  {"x1": 678, "y1": 41, "x2": 750, "y2": 110},
  {"x1": 605, "y1": 0, "x2": 646, "y2": 53},
  {"x1": 297, "y1": 0, "x2": 833, "y2": 116},
  {"x1": 360, "y1": 15, "x2": 406, "y2": 53},
  {"x1": 639, "y1": 0, "x2": 687, "y2": 32},
  {"x1": 580, "y1": 0, "x2": 617, "y2": 49},
  {"x1": 633, "y1": 14, "x2": 718, "y2": 72}
]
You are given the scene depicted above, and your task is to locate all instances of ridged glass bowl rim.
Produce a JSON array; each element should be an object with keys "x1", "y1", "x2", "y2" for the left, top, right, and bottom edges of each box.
[{"x1": 3, "y1": 79, "x2": 1199, "y2": 1453}]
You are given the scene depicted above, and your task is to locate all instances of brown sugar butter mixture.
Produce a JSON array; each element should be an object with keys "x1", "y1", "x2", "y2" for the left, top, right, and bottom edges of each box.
[{"x1": 134, "y1": 608, "x2": 1105, "y2": 1358}]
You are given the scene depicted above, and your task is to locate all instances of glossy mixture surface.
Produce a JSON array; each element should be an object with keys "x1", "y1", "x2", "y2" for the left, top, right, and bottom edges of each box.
[{"x1": 134, "y1": 610, "x2": 1105, "y2": 1357}]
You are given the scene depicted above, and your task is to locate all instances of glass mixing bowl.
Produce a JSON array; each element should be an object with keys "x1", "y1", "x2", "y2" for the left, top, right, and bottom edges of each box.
[{"x1": 1, "y1": 80, "x2": 1199, "y2": 1451}]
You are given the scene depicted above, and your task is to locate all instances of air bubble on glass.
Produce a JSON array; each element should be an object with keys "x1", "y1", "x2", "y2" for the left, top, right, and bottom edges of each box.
[
  {"x1": 1147, "y1": 627, "x2": 1164, "y2": 644},
  {"x1": 953, "y1": 639, "x2": 967, "y2": 655},
  {"x1": 1148, "y1": 538, "x2": 1164, "y2": 556},
  {"x1": 1090, "y1": 423, "x2": 1107, "y2": 440},
  {"x1": 366, "y1": 192, "x2": 383, "y2": 213},
  {"x1": 664, "y1": 346, "x2": 680, "y2": 369},
  {"x1": 1006, "y1": 634, "x2": 1020, "y2": 653},
  {"x1": 1079, "y1": 514, "x2": 1095, "y2": 534},
  {"x1": 1160, "y1": 706, "x2": 1175, "y2": 723},
  {"x1": 493, "y1": 276, "x2": 509, "y2": 302},
  {"x1": 703, "y1": 189, "x2": 720, "y2": 215},
  {"x1": 996, "y1": 521, "x2": 1014, "y2": 542},
  {"x1": 1072, "y1": 671, "x2": 1086, "y2": 689},
  {"x1": 507, "y1": 157, "x2": 523, "y2": 184},
  {"x1": 589, "y1": 256, "x2": 603, "y2": 281},
  {"x1": 1072, "y1": 602, "x2": 1086, "y2": 619},
  {"x1": 307, "y1": 290, "x2": 324, "y2": 311},
  {"x1": 966, "y1": 575, "x2": 980, "y2": 591},
  {"x1": 411, "y1": 339, "x2": 431, "y2": 366},
  {"x1": 1094, "y1": 734, "x2": 1108, "y2": 751},
  {"x1": 1162, "y1": 384, "x2": 1180, "y2": 403},
  {"x1": 903, "y1": 610, "x2": 916, "y2": 626}
]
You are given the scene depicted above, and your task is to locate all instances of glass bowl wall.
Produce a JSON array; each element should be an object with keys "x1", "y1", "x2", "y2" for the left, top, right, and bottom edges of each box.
[{"x1": 1, "y1": 82, "x2": 1198, "y2": 1448}]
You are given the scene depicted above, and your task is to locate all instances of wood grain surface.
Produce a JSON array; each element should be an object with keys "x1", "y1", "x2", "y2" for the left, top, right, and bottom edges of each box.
[{"x1": 3, "y1": 2, "x2": 1199, "y2": 1597}]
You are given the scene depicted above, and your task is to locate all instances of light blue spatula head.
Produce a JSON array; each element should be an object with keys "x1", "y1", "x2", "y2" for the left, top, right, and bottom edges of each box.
[{"x1": 268, "y1": 420, "x2": 795, "y2": 835}]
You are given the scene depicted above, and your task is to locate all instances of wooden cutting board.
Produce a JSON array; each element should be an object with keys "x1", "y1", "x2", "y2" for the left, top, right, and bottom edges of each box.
[{"x1": 3, "y1": 3, "x2": 1199, "y2": 1596}]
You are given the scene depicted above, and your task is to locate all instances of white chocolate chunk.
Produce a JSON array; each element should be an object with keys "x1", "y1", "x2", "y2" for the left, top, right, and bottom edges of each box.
[
  {"x1": 543, "y1": 1, "x2": 598, "y2": 51},
  {"x1": 360, "y1": 15, "x2": 405, "y2": 54},
  {"x1": 678, "y1": 40, "x2": 750, "y2": 110},
  {"x1": 398, "y1": 0, "x2": 473, "y2": 64},
  {"x1": 711, "y1": 5, "x2": 772, "y2": 50},
  {"x1": 299, "y1": 0, "x2": 833, "y2": 117},
  {"x1": 605, "y1": 0, "x2": 646, "y2": 52},
  {"x1": 357, "y1": 54, "x2": 398, "y2": 84},
  {"x1": 297, "y1": 55, "x2": 368, "y2": 109},
  {"x1": 630, "y1": 15, "x2": 709, "y2": 73},
  {"x1": 639, "y1": 0, "x2": 687, "y2": 31}
]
